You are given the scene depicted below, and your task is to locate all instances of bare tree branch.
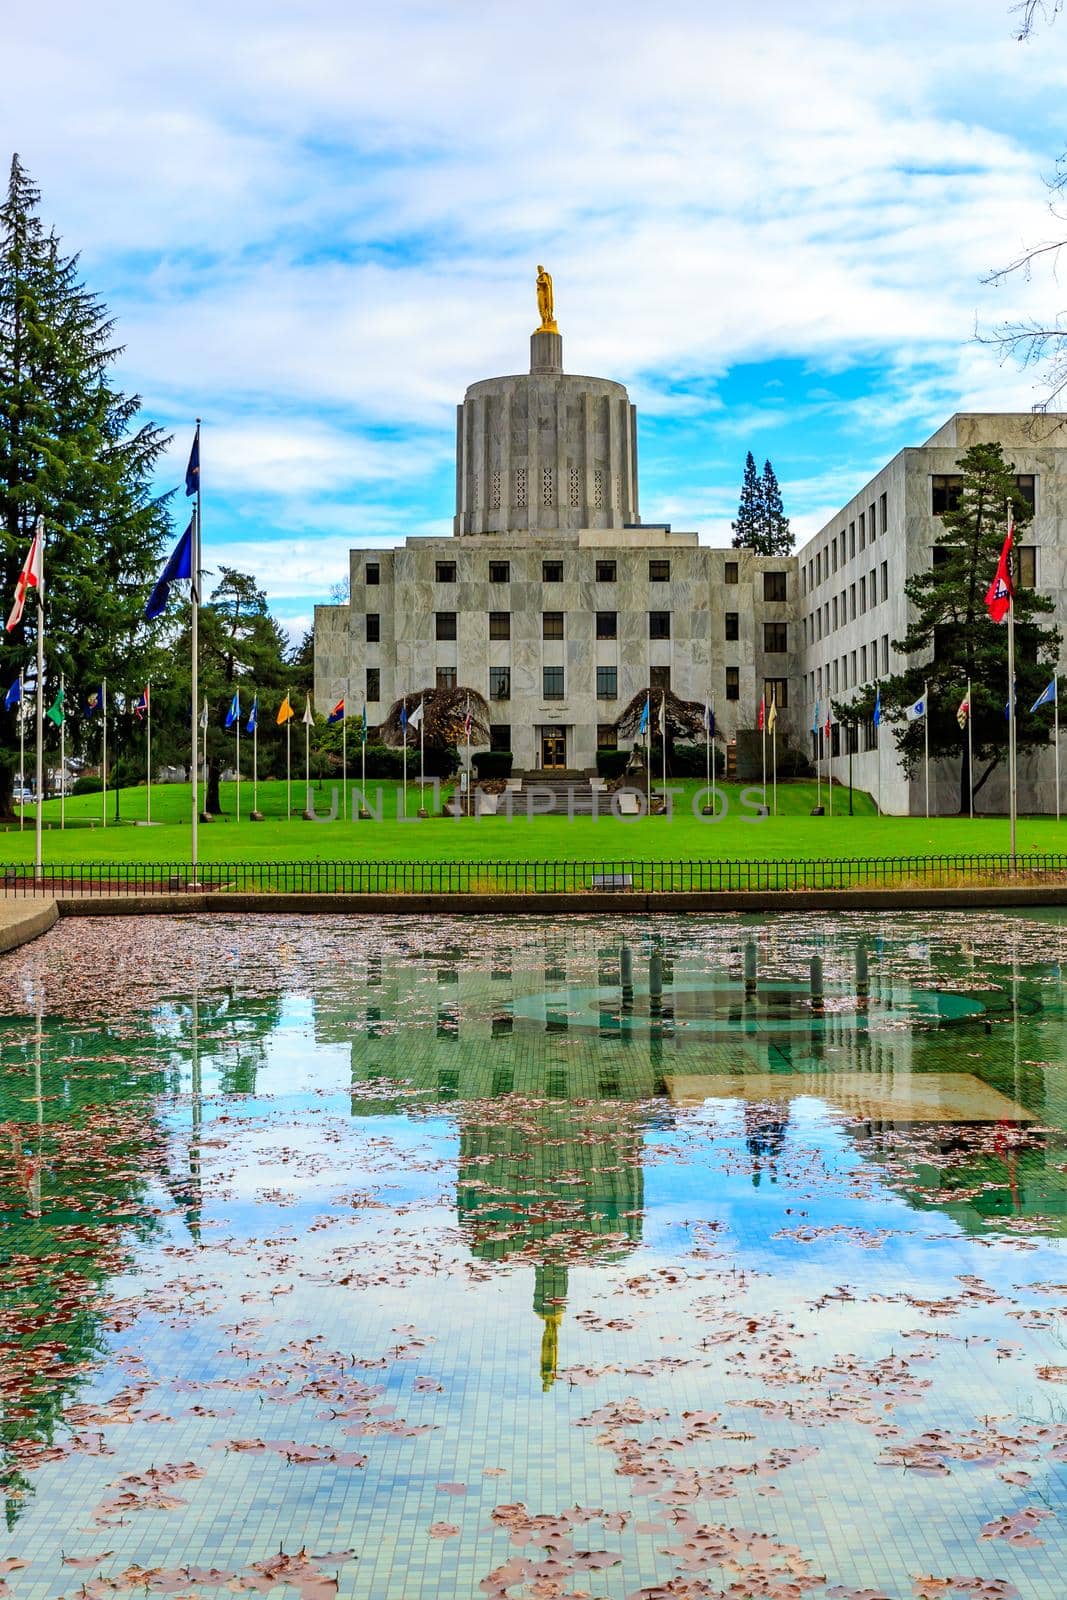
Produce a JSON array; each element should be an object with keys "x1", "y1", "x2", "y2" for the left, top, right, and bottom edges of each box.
[{"x1": 1011, "y1": 0, "x2": 1063, "y2": 39}]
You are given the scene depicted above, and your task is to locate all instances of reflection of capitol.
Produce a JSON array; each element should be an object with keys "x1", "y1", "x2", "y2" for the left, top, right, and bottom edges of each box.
[{"x1": 322, "y1": 931, "x2": 1067, "y2": 1379}]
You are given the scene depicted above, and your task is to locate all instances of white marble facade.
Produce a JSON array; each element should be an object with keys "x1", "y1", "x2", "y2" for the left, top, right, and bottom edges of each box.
[{"x1": 313, "y1": 323, "x2": 1067, "y2": 807}]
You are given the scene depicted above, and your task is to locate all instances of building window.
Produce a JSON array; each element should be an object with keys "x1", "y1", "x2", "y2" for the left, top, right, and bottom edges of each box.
[
  {"x1": 596, "y1": 665, "x2": 618, "y2": 699},
  {"x1": 764, "y1": 570, "x2": 787, "y2": 602},
  {"x1": 490, "y1": 723, "x2": 511, "y2": 751},
  {"x1": 726, "y1": 667, "x2": 740, "y2": 701},
  {"x1": 832, "y1": 596, "x2": 838, "y2": 630},
  {"x1": 543, "y1": 666, "x2": 564, "y2": 699},
  {"x1": 649, "y1": 611, "x2": 671, "y2": 639},
  {"x1": 595, "y1": 559, "x2": 617, "y2": 582},
  {"x1": 436, "y1": 560, "x2": 457, "y2": 583},
  {"x1": 849, "y1": 525, "x2": 856, "y2": 560},
  {"x1": 725, "y1": 561, "x2": 739, "y2": 585},
  {"x1": 542, "y1": 611, "x2": 564, "y2": 639},
  {"x1": 489, "y1": 560, "x2": 510, "y2": 584},
  {"x1": 1017, "y1": 544, "x2": 1037, "y2": 586},
  {"x1": 649, "y1": 558, "x2": 670, "y2": 582},
  {"x1": 880, "y1": 491, "x2": 888, "y2": 532},
  {"x1": 860, "y1": 644, "x2": 867, "y2": 679},
  {"x1": 763, "y1": 621, "x2": 788, "y2": 653},
  {"x1": 366, "y1": 613, "x2": 380, "y2": 642},
  {"x1": 858, "y1": 512, "x2": 865, "y2": 545},
  {"x1": 436, "y1": 612, "x2": 457, "y2": 640},
  {"x1": 596, "y1": 611, "x2": 617, "y2": 639},
  {"x1": 542, "y1": 559, "x2": 563, "y2": 582},
  {"x1": 597, "y1": 724, "x2": 618, "y2": 750},
  {"x1": 880, "y1": 560, "x2": 888, "y2": 602},
  {"x1": 931, "y1": 475, "x2": 963, "y2": 515},
  {"x1": 1016, "y1": 474, "x2": 1037, "y2": 509},
  {"x1": 869, "y1": 503, "x2": 876, "y2": 540},
  {"x1": 366, "y1": 667, "x2": 380, "y2": 701},
  {"x1": 725, "y1": 611, "x2": 739, "y2": 641},
  {"x1": 882, "y1": 634, "x2": 889, "y2": 673},
  {"x1": 436, "y1": 666, "x2": 456, "y2": 690},
  {"x1": 650, "y1": 665, "x2": 671, "y2": 691},
  {"x1": 832, "y1": 539, "x2": 839, "y2": 573},
  {"x1": 764, "y1": 677, "x2": 788, "y2": 708},
  {"x1": 365, "y1": 561, "x2": 380, "y2": 585},
  {"x1": 489, "y1": 611, "x2": 510, "y2": 639},
  {"x1": 489, "y1": 667, "x2": 511, "y2": 700}
]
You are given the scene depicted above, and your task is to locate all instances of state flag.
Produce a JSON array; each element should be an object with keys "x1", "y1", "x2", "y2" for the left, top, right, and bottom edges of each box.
[
  {"x1": 408, "y1": 699, "x2": 424, "y2": 729},
  {"x1": 767, "y1": 694, "x2": 778, "y2": 733},
  {"x1": 905, "y1": 694, "x2": 926, "y2": 722},
  {"x1": 956, "y1": 691, "x2": 970, "y2": 729},
  {"x1": 133, "y1": 686, "x2": 150, "y2": 721},
  {"x1": 985, "y1": 521, "x2": 1014, "y2": 624},
  {"x1": 327, "y1": 697, "x2": 345, "y2": 725},
  {"x1": 703, "y1": 700, "x2": 715, "y2": 738},
  {"x1": 5, "y1": 675, "x2": 20, "y2": 712},
  {"x1": 46, "y1": 685, "x2": 65, "y2": 727},
  {"x1": 6, "y1": 519, "x2": 43, "y2": 634},
  {"x1": 757, "y1": 694, "x2": 765, "y2": 732},
  {"x1": 145, "y1": 519, "x2": 194, "y2": 620},
  {"x1": 225, "y1": 691, "x2": 241, "y2": 729},
  {"x1": 85, "y1": 685, "x2": 105, "y2": 716},
  {"x1": 873, "y1": 686, "x2": 882, "y2": 727},
  {"x1": 638, "y1": 696, "x2": 650, "y2": 736},
  {"x1": 277, "y1": 692, "x2": 294, "y2": 724},
  {"x1": 246, "y1": 695, "x2": 258, "y2": 733},
  {"x1": 302, "y1": 695, "x2": 313, "y2": 725},
  {"x1": 1030, "y1": 679, "x2": 1057, "y2": 713},
  {"x1": 185, "y1": 427, "x2": 200, "y2": 498}
]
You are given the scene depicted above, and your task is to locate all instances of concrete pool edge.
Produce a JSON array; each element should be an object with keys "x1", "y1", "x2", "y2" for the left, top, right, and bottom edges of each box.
[
  {"x1": 20, "y1": 883, "x2": 1067, "y2": 915},
  {"x1": 0, "y1": 896, "x2": 58, "y2": 950}
]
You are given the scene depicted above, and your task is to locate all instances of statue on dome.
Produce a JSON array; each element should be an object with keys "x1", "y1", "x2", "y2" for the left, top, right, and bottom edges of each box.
[{"x1": 535, "y1": 265, "x2": 558, "y2": 334}]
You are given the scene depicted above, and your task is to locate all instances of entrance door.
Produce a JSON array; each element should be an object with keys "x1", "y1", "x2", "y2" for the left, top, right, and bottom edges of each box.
[{"x1": 541, "y1": 728, "x2": 566, "y2": 769}]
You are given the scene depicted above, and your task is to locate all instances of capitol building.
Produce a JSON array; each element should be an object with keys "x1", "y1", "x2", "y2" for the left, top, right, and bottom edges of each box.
[{"x1": 314, "y1": 275, "x2": 1067, "y2": 813}]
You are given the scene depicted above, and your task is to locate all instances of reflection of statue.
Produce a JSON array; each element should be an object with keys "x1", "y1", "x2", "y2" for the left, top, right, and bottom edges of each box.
[{"x1": 535, "y1": 265, "x2": 558, "y2": 333}]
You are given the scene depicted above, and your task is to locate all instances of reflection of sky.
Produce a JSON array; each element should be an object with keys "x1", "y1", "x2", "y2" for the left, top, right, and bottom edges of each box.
[{"x1": 4, "y1": 913, "x2": 1067, "y2": 1599}]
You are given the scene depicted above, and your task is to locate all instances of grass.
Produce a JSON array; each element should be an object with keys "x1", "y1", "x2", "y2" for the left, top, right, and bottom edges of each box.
[{"x1": 0, "y1": 775, "x2": 1062, "y2": 867}]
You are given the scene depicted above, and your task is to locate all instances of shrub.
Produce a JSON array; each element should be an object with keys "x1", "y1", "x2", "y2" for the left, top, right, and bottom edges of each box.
[
  {"x1": 72, "y1": 775, "x2": 103, "y2": 795},
  {"x1": 596, "y1": 749, "x2": 630, "y2": 779},
  {"x1": 669, "y1": 741, "x2": 726, "y2": 778},
  {"x1": 473, "y1": 750, "x2": 513, "y2": 779}
]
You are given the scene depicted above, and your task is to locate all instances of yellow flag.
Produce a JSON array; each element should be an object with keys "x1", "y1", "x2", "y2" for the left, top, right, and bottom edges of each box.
[
  {"x1": 767, "y1": 694, "x2": 778, "y2": 733},
  {"x1": 276, "y1": 692, "x2": 294, "y2": 725}
]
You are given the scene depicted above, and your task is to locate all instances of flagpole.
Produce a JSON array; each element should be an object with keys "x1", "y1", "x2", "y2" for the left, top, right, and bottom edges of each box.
[
  {"x1": 1055, "y1": 674, "x2": 1061, "y2": 824},
  {"x1": 191, "y1": 424, "x2": 201, "y2": 876},
  {"x1": 146, "y1": 681, "x2": 152, "y2": 824},
  {"x1": 828, "y1": 719, "x2": 834, "y2": 816},
  {"x1": 342, "y1": 713, "x2": 347, "y2": 821},
  {"x1": 419, "y1": 704, "x2": 425, "y2": 817},
  {"x1": 59, "y1": 674, "x2": 65, "y2": 831},
  {"x1": 661, "y1": 691, "x2": 667, "y2": 801},
  {"x1": 967, "y1": 676, "x2": 973, "y2": 821},
  {"x1": 235, "y1": 697, "x2": 241, "y2": 824},
  {"x1": 286, "y1": 697, "x2": 292, "y2": 819},
  {"x1": 101, "y1": 675, "x2": 107, "y2": 830},
  {"x1": 19, "y1": 670, "x2": 25, "y2": 833},
  {"x1": 772, "y1": 718, "x2": 777, "y2": 817},
  {"x1": 924, "y1": 678, "x2": 930, "y2": 821},
  {"x1": 761, "y1": 717, "x2": 766, "y2": 812},
  {"x1": 402, "y1": 701, "x2": 408, "y2": 818},
  {"x1": 361, "y1": 713, "x2": 366, "y2": 812},
  {"x1": 253, "y1": 707, "x2": 259, "y2": 816},
  {"x1": 816, "y1": 707, "x2": 822, "y2": 811},
  {"x1": 34, "y1": 518, "x2": 43, "y2": 877}
]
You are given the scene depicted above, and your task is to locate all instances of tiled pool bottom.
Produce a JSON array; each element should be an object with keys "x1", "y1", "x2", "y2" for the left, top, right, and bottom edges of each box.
[{"x1": 1, "y1": 913, "x2": 1066, "y2": 1600}]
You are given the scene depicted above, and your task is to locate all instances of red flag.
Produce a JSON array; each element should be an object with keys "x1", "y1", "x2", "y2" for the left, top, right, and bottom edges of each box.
[
  {"x1": 757, "y1": 694, "x2": 765, "y2": 732},
  {"x1": 6, "y1": 522, "x2": 42, "y2": 633},
  {"x1": 985, "y1": 521, "x2": 1014, "y2": 624},
  {"x1": 824, "y1": 707, "x2": 832, "y2": 737}
]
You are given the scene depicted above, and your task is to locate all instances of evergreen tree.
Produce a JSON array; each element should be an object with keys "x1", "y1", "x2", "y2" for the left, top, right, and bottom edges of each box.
[
  {"x1": 0, "y1": 154, "x2": 171, "y2": 813},
  {"x1": 835, "y1": 442, "x2": 1060, "y2": 814},
  {"x1": 760, "y1": 458, "x2": 793, "y2": 553},
  {"x1": 731, "y1": 451, "x2": 761, "y2": 550}
]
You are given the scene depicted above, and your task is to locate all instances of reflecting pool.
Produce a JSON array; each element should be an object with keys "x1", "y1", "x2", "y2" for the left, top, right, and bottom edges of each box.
[{"x1": 1, "y1": 909, "x2": 1066, "y2": 1600}]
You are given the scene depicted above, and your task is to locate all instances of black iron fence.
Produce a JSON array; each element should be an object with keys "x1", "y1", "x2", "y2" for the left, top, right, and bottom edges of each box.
[{"x1": 3, "y1": 854, "x2": 1067, "y2": 897}]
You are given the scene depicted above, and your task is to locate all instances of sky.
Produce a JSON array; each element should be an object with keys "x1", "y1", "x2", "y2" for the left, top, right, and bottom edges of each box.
[{"x1": 4, "y1": 0, "x2": 1067, "y2": 639}]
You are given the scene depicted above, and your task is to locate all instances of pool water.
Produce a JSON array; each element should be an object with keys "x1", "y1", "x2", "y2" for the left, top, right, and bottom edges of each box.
[{"x1": 1, "y1": 909, "x2": 1066, "y2": 1600}]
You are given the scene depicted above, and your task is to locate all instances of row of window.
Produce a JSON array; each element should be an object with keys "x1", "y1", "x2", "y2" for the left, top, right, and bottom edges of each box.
[
  {"x1": 367, "y1": 611, "x2": 790, "y2": 650},
  {"x1": 805, "y1": 562, "x2": 889, "y2": 644},
  {"x1": 811, "y1": 720, "x2": 880, "y2": 759},
  {"x1": 362, "y1": 666, "x2": 790, "y2": 706},
  {"x1": 806, "y1": 634, "x2": 890, "y2": 701},
  {"x1": 931, "y1": 474, "x2": 1035, "y2": 515},
  {"x1": 805, "y1": 493, "x2": 888, "y2": 594},
  {"x1": 362, "y1": 559, "x2": 790, "y2": 595}
]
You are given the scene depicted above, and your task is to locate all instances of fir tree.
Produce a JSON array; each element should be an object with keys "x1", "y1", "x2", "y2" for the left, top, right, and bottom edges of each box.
[
  {"x1": 731, "y1": 451, "x2": 761, "y2": 549},
  {"x1": 760, "y1": 458, "x2": 793, "y2": 553},
  {"x1": 0, "y1": 153, "x2": 171, "y2": 812},
  {"x1": 835, "y1": 442, "x2": 1060, "y2": 813}
]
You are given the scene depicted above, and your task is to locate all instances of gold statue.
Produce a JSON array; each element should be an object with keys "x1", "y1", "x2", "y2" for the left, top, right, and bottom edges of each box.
[{"x1": 535, "y1": 264, "x2": 558, "y2": 334}]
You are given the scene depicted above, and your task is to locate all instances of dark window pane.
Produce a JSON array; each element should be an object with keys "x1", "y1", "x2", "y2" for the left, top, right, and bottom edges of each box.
[
  {"x1": 543, "y1": 666, "x2": 564, "y2": 699},
  {"x1": 489, "y1": 611, "x2": 510, "y2": 639},
  {"x1": 542, "y1": 611, "x2": 564, "y2": 639},
  {"x1": 490, "y1": 723, "x2": 511, "y2": 750},
  {"x1": 596, "y1": 666, "x2": 617, "y2": 699},
  {"x1": 436, "y1": 612, "x2": 457, "y2": 640},
  {"x1": 489, "y1": 667, "x2": 511, "y2": 700},
  {"x1": 725, "y1": 611, "x2": 739, "y2": 641},
  {"x1": 489, "y1": 561, "x2": 510, "y2": 583},
  {"x1": 597, "y1": 723, "x2": 618, "y2": 749},
  {"x1": 649, "y1": 611, "x2": 671, "y2": 639},
  {"x1": 649, "y1": 559, "x2": 670, "y2": 582},
  {"x1": 366, "y1": 613, "x2": 380, "y2": 642},
  {"x1": 366, "y1": 667, "x2": 380, "y2": 701},
  {"x1": 763, "y1": 621, "x2": 788, "y2": 652},
  {"x1": 436, "y1": 666, "x2": 456, "y2": 689},
  {"x1": 726, "y1": 667, "x2": 739, "y2": 701},
  {"x1": 724, "y1": 561, "x2": 739, "y2": 585},
  {"x1": 542, "y1": 560, "x2": 563, "y2": 582},
  {"x1": 650, "y1": 665, "x2": 671, "y2": 691},
  {"x1": 595, "y1": 559, "x2": 617, "y2": 582},
  {"x1": 436, "y1": 560, "x2": 457, "y2": 582},
  {"x1": 763, "y1": 570, "x2": 787, "y2": 602},
  {"x1": 365, "y1": 561, "x2": 380, "y2": 585},
  {"x1": 596, "y1": 611, "x2": 617, "y2": 639}
]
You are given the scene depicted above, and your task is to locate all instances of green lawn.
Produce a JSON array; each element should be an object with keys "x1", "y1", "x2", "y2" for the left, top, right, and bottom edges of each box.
[{"x1": 0, "y1": 776, "x2": 1062, "y2": 865}]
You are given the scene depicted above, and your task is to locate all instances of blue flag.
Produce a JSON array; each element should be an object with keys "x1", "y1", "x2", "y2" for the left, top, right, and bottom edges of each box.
[
  {"x1": 1030, "y1": 679, "x2": 1057, "y2": 713},
  {"x1": 360, "y1": 706, "x2": 368, "y2": 742},
  {"x1": 811, "y1": 699, "x2": 820, "y2": 733},
  {"x1": 185, "y1": 427, "x2": 200, "y2": 497},
  {"x1": 145, "y1": 520, "x2": 194, "y2": 620},
  {"x1": 246, "y1": 695, "x2": 258, "y2": 733},
  {"x1": 328, "y1": 697, "x2": 345, "y2": 725},
  {"x1": 873, "y1": 686, "x2": 881, "y2": 727},
  {"x1": 638, "y1": 696, "x2": 650, "y2": 736},
  {"x1": 225, "y1": 691, "x2": 241, "y2": 729},
  {"x1": 85, "y1": 685, "x2": 105, "y2": 716},
  {"x1": 703, "y1": 700, "x2": 714, "y2": 737},
  {"x1": 4, "y1": 676, "x2": 20, "y2": 711},
  {"x1": 399, "y1": 704, "x2": 408, "y2": 730}
]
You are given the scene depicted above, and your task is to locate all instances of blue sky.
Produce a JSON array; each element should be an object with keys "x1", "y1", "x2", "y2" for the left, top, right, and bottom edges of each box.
[{"x1": 4, "y1": 0, "x2": 1067, "y2": 637}]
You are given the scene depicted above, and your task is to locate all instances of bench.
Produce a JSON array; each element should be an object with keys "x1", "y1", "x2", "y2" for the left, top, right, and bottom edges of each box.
[{"x1": 590, "y1": 872, "x2": 634, "y2": 892}]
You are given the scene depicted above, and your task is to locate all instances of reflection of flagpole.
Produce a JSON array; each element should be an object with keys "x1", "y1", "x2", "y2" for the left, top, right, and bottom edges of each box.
[
  {"x1": 235, "y1": 697, "x2": 241, "y2": 824},
  {"x1": 1055, "y1": 674, "x2": 1061, "y2": 824},
  {"x1": 661, "y1": 691, "x2": 667, "y2": 799},
  {"x1": 827, "y1": 716, "x2": 833, "y2": 817},
  {"x1": 420, "y1": 704, "x2": 425, "y2": 815},
  {"x1": 402, "y1": 701, "x2": 408, "y2": 818},
  {"x1": 19, "y1": 670, "x2": 25, "y2": 833},
  {"x1": 192, "y1": 427, "x2": 201, "y2": 873},
  {"x1": 924, "y1": 678, "x2": 930, "y2": 820},
  {"x1": 772, "y1": 716, "x2": 777, "y2": 816},
  {"x1": 286, "y1": 697, "x2": 292, "y2": 819},
  {"x1": 146, "y1": 681, "x2": 152, "y2": 824},
  {"x1": 34, "y1": 523, "x2": 44, "y2": 876},
  {"x1": 342, "y1": 712, "x2": 347, "y2": 821}
]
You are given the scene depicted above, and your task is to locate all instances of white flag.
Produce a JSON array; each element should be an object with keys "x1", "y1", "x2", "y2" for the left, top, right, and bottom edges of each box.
[
  {"x1": 6, "y1": 518, "x2": 43, "y2": 633},
  {"x1": 199, "y1": 697, "x2": 209, "y2": 730},
  {"x1": 905, "y1": 695, "x2": 926, "y2": 722},
  {"x1": 302, "y1": 695, "x2": 314, "y2": 725},
  {"x1": 408, "y1": 699, "x2": 424, "y2": 729}
]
